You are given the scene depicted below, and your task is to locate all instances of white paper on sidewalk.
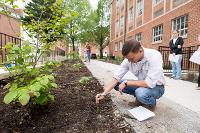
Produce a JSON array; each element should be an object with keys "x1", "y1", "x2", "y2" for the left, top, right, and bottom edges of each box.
[
  {"x1": 168, "y1": 54, "x2": 179, "y2": 63},
  {"x1": 190, "y1": 50, "x2": 200, "y2": 65},
  {"x1": 128, "y1": 106, "x2": 155, "y2": 121}
]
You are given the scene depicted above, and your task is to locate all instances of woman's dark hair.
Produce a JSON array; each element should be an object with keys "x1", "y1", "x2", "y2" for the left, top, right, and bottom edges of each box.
[{"x1": 122, "y1": 40, "x2": 141, "y2": 56}]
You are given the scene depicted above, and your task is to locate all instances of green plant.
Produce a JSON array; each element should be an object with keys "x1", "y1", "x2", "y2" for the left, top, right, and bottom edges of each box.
[
  {"x1": 79, "y1": 76, "x2": 92, "y2": 85},
  {"x1": 67, "y1": 51, "x2": 80, "y2": 60},
  {"x1": 4, "y1": 74, "x2": 57, "y2": 106},
  {"x1": 72, "y1": 63, "x2": 82, "y2": 71},
  {"x1": 114, "y1": 56, "x2": 123, "y2": 64},
  {"x1": 3, "y1": 43, "x2": 60, "y2": 106}
]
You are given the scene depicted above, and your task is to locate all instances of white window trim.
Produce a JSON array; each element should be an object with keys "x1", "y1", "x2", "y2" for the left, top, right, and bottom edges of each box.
[
  {"x1": 152, "y1": 25, "x2": 163, "y2": 43},
  {"x1": 135, "y1": 32, "x2": 142, "y2": 42},
  {"x1": 171, "y1": 15, "x2": 188, "y2": 38},
  {"x1": 128, "y1": 7, "x2": 134, "y2": 23},
  {"x1": 115, "y1": 42, "x2": 118, "y2": 51},
  {"x1": 119, "y1": 41, "x2": 123, "y2": 51}
]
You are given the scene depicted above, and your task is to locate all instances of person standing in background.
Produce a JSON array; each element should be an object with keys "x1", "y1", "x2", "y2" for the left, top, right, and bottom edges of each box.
[
  {"x1": 86, "y1": 44, "x2": 91, "y2": 62},
  {"x1": 169, "y1": 30, "x2": 184, "y2": 80},
  {"x1": 83, "y1": 46, "x2": 87, "y2": 62}
]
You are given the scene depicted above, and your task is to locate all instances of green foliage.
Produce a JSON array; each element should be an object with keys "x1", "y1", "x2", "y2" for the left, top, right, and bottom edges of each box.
[
  {"x1": 21, "y1": 0, "x2": 67, "y2": 44},
  {"x1": 64, "y1": 0, "x2": 91, "y2": 51},
  {"x1": 115, "y1": 56, "x2": 123, "y2": 64},
  {"x1": 79, "y1": 0, "x2": 110, "y2": 58},
  {"x1": 3, "y1": 43, "x2": 59, "y2": 106},
  {"x1": 4, "y1": 74, "x2": 57, "y2": 106},
  {"x1": 67, "y1": 51, "x2": 80, "y2": 60},
  {"x1": 72, "y1": 63, "x2": 82, "y2": 71},
  {"x1": 79, "y1": 76, "x2": 92, "y2": 85}
]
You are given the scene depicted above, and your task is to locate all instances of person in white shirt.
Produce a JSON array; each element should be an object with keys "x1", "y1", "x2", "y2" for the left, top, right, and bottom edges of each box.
[{"x1": 96, "y1": 40, "x2": 165, "y2": 111}]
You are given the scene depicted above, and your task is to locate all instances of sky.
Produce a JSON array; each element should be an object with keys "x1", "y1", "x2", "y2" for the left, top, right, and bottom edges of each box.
[
  {"x1": 14, "y1": 0, "x2": 99, "y2": 9},
  {"x1": 89, "y1": 0, "x2": 99, "y2": 9}
]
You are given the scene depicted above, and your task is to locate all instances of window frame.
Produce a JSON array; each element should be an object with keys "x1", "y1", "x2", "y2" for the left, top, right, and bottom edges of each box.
[
  {"x1": 172, "y1": 15, "x2": 188, "y2": 38},
  {"x1": 152, "y1": 24, "x2": 163, "y2": 43}
]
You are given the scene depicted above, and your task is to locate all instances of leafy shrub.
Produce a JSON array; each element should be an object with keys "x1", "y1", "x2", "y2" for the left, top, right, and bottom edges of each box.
[
  {"x1": 3, "y1": 43, "x2": 60, "y2": 106},
  {"x1": 72, "y1": 63, "x2": 82, "y2": 71},
  {"x1": 79, "y1": 76, "x2": 92, "y2": 85},
  {"x1": 67, "y1": 51, "x2": 80, "y2": 60}
]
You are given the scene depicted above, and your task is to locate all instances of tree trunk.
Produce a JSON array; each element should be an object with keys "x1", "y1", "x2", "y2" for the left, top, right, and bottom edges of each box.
[
  {"x1": 71, "y1": 37, "x2": 75, "y2": 51},
  {"x1": 100, "y1": 44, "x2": 103, "y2": 59}
]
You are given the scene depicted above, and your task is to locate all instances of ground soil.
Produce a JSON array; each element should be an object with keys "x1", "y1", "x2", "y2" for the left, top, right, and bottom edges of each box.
[{"x1": 0, "y1": 60, "x2": 134, "y2": 133}]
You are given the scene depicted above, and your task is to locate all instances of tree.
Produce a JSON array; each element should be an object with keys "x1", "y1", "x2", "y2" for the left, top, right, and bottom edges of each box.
[
  {"x1": 1, "y1": 0, "x2": 66, "y2": 106},
  {"x1": 79, "y1": 0, "x2": 110, "y2": 59},
  {"x1": 94, "y1": 0, "x2": 110, "y2": 59},
  {"x1": 21, "y1": 0, "x2": 68, "y2": 67},
  {"x1": 64, "y1": 0, "x2": 91, "y2": 51}
]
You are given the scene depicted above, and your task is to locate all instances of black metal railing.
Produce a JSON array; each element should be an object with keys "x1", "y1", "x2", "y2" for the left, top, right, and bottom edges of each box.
[
  {"x1": 0, "y1": 32, "x2": 21, "y2": 63},
  {"x1": 158, "y1": 45, "x2": 200, "y2": 73}
]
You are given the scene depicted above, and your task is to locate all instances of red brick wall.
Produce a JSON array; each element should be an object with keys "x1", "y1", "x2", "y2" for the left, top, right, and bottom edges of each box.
[{"x1": 110, "y1": 0, "x2": 200, "y2": 56}]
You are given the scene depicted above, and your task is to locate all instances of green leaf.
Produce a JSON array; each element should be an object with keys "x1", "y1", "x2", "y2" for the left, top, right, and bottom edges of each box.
[
  {"x1": 18, "y1": 93, "x2": 30, "y2": 105},
  {"x1": 35, "y1": 94, "x2": 48, "y2": 105},
  {"x1": 3, "y1": 83, "x2": 11, "y2": 89},
  {"x1": 19, "y1": 78, "x2": 24, "y2": 82},
  {"x1": 30, "y1": 82, "x2": 43, "y2": 92},
  {"x1": 4, "y1": 90, "x2": 18, "y2": 104},
  {"x1": 40, "y1": 78, "x2": 49, "y2": 86},
  {"x1": 48, "y1": 75, "x2": 54, "y2": 81},
  {"x1": 33, "y1": 91, "x2": 40, "y2": 97},
  {"x1": 16, "y1": 57, "x2": 24, "y2": 65},
  {"x1": 50, "y1": 83, "x2": 58, "y2": 88},
  {"x1": 18, "y1": 88, "x2": 29, "y2": 96},
  {"x1": 12, "y1": 5, "x2": 19, "y2": 9},
  {"x1": 9, "y1": 83, "x2": 18, "y2": 91},
  {"x1": 48, "y1": 94, "x2": 55, "y2": 101}
]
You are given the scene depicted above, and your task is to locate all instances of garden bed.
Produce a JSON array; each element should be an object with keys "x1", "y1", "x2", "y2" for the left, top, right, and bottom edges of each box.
[{"x1": 0, "y1": 60, "x2": 133, "y2": 132}]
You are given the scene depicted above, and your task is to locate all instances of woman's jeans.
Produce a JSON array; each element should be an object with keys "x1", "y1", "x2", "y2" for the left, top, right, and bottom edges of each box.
[
  {"x1": 114, "y1": 81, "x2": 165, "y2": 107},
  {"x1": 87, "y1": 52, "x2": 91, "y2": 62},
  {"x1": 170, "y1": 54, "x2": 183, "y2": 79}
]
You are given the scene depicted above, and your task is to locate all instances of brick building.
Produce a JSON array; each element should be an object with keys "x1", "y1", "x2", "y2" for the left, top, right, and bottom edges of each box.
[
  {"x1": 0, "y1": 5, "x2": 21, "y2": 37},
  {"x1": 110, "y1": 0, "x2": 200, "y2": 57},
  {"x1": 0, "y1": 5, "x2": 22, "y2": 62}
]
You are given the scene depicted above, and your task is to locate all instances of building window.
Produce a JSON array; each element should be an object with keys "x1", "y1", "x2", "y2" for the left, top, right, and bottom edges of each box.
[
  {"x1": 115, "y1": 42, "x2": 118, "y2": 51},
  {"x1": 135, "y1": 32, "x2": 142, "y2": 42},
  {"x1": 137, "y1": 0, "x2": 143, "y2": 16},
  {"x1": 128, "y1": 7, "x2": 134, "y2": 22},
  {"x1": 154, "y1": 0, "x2": 163, "y2": 5},
  {"x1": 172, "y1": 15, "x2": 188, "y2": 37},
  {"x1": 173, "y1": 0, "x2": 185, "y2": 7},
  {"x1": 153, "y1": 8, "x2": 164, "y2": 18},
  {"x1": 119, "y1": 41, "x2": 123, "y2": 51},
  {"x1": 153, "y1": 24, "x2": 163, "y2": 43},
  {"x1": 120, "y1": 16, "x2": 124, "y2": 28}
]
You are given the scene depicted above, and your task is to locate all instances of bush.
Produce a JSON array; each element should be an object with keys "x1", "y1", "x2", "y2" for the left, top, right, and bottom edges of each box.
[{"x1": 3, "y1": 43, "x2": 60, "y2": 106}]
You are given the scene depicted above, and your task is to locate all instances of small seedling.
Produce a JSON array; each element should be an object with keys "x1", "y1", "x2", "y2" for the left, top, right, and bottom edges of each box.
[
  {"x1": 79, "y1": 76, "x2": 92, "y2": 85},
  {"x1": 73, "y1": 63, "x2": 82, "y2": 71}
]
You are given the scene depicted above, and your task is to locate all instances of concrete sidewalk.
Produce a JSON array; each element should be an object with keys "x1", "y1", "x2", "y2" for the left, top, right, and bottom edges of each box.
[{"x1": 85, "y1": 60, "x2": 200, "y2": 133}]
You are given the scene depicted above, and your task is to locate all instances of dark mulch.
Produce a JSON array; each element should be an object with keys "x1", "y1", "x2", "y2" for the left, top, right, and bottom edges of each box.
[{"x1": 0, "y1": 60, "x2": 134, "y2": 133}]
